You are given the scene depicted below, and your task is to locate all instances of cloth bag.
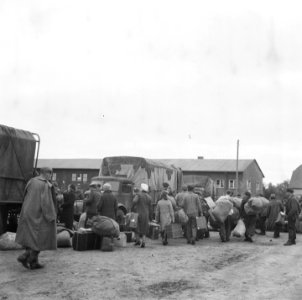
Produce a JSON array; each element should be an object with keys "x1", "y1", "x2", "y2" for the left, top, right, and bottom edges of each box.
[
  {"x1": 196, "y1": 216, "x2": 207, "y2": 230},
  {"x1": 212, "y1": 199, "x2": 233, "y2": 223},
  {"x1": 0, "y1": 232, "x2": 23, "y2": 250},
  {"x1": 232, "y1": 219, "x2": 246, "y2": 237},
  {"x1": 275, "y1": 212, "x2": 285, "y2": 225},
  {"x1": 175, "y1": 209, "x2": 189, "y2": 224},
  {"x1": 126, "y1": 212, "x2": 138, "y2": 229}
]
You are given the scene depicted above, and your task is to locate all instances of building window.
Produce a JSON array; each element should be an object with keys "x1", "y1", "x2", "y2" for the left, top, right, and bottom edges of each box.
[
  {"x1": 72, "y1": 173, "x2": 76, "y2": 181},
  {"x1": 229, "y1": 179, "x2": 236, "y2": 189},
  {"x1": 247, "y1": 180, "x2": 251, "y2": 190},
  {"x1": 216, "y1": 179, "x2": 225, "y2": 188},
  {"x1": 52, "y1": 173, "x2": 56, "y2": 181},
  {"x1": 256, "y1": 182, "x2": 260, "y2": 191},
  {"x1": 77, "y1": 174, "x2": 82, "y2": 182},
  {"x1": 83, "y1": 174, "x2": 88, "y2": 182}
]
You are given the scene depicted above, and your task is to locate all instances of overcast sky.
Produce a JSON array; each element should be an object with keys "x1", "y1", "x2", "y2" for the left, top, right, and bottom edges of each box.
[{"x1": 1, "y1": 0, "x2": 302, "y2": 185}]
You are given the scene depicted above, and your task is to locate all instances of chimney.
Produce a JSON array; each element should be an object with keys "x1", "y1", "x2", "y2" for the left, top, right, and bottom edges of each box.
[{"x1": 197, "y1": 156, "x2": 204, "y2": 160}]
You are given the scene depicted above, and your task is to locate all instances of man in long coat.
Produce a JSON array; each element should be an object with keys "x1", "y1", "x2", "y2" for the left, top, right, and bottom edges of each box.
[
  {"x1": 16, "y1": 167, "x2": 57, "y2": 269},
  {"x1": 284, "y1": 188, "x2": 301, "y2": 246}
]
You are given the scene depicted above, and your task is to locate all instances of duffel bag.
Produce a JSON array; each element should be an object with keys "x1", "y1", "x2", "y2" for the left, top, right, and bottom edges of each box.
[
  {"x1": 125, "y1": 212, "x2": 138, "y2": 229},
  {"x1": 244, "y1": 202, "x2": 257, "y2": 215},
  {"x1": 91, "y1": 216, "x2": 120, "y2": 237}
]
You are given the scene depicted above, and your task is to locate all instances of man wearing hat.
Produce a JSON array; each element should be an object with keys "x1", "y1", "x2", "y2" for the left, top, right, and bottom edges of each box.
[{"x1": 284, "y1": 188, "x2": 301, "y2": 246}]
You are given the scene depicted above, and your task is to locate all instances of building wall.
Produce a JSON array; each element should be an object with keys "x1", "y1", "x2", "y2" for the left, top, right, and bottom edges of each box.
[
  {"x1": 51, "y1": 169, "x2": 99, "y2": 193},
  {"x1": 242, "y1": 161, "x2": 264, "y2": 196}
]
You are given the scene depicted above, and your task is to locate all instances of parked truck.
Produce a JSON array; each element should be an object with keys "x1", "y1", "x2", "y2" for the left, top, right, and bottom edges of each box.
[
  {"x1": 91, "y1": 156, "x2": 183, "y2": 222},
  {"x1": 0, "y1": 124, "x2": 40, "y2": 234}
]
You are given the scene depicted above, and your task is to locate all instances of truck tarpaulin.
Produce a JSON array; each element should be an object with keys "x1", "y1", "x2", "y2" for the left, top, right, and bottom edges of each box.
[
  {"x1": 101, "y1": 156, "x2": 180, "y2": 194},
  {"x1": 0, "y1": 125, "x2": 37, "y2": 203}
]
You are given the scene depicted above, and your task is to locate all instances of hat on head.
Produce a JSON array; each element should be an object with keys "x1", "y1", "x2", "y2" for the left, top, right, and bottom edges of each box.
[
  {"x1": 141, "y1": 183, "x2": 149, "y2": 192},
  {"x1": 163, "y1": 182, "x2": 169, "y2": 188},
  {"x1": 89, "y1": 180, "x2": 101, "y2": 187},
  {"x1": 103, "y1": 183, "x2": 111, "y2": 191}
]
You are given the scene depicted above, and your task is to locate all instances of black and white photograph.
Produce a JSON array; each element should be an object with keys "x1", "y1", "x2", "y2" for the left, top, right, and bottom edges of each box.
[{"x1": 1, "y1": 1, "x2": 302, "y2": 299}]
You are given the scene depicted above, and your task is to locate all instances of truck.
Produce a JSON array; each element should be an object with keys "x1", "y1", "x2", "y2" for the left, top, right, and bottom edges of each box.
[
  {"x1": 0, "y1": 124, "x2": 40, "y2": 234},
  {"x1": 91, "y1": 156, "x2": 183, "y2": 223}
]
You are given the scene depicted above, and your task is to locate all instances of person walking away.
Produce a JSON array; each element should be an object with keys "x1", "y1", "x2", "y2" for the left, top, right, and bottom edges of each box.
[
  {"x1": 266, "y1": 194, "x2": 284, "y2": 238},
  {"x1": 133, "y1": 183, "x2": 152, "y2": 248},
  {"x1": 175, "y1": 185, "x2": 188, "y2": 208},
  {"x1": 284, "y1": 188, "x2": 301, "y2": 246},
  {"x1": 79, "y1": 181, "x2": 101, "y2": 228},
  {"x1": 219, "y1": 190, "x2": 234, "y2": 242},
  {"x1": 240, "y1": 191, "x2": 256, "y2": 243},
  {"x1": 155, "y1": 191, "x2": 175, "y2": 245},
  {"x1": 181, "y1": 185, "x2": 202, "y2": 245},
  {"x1": 16, "y1": 167, "x2": 57, "y2": 270},
  {"x1": 97, "y1": 183, "x2": 118, "y2": 220},
  {"x1": 60, "y1": 184, "x2": 76, "y2": 230}
]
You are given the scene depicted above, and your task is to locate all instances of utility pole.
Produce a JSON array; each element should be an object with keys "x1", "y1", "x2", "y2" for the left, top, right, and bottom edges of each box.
[{"x1": 236, "y1": 139, "x2": 239, "y2": 195}]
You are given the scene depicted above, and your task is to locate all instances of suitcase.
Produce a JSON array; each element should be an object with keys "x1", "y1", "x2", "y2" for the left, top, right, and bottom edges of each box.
[
  {"x1": 101, "y1": 237, "x2": 114, "y2": 252},
  {"x1": 166, "y1": 223, "x2": 183, "y2": 239},
  {"x1": 196, "y1": 216, "x2": 207, "y2": 230},
  {"x1": 72, "y1": 231, "x2": 102, "y2": 251},
  {"x1": 147, "y1": 222, "x2": 160, "y2": 240}
]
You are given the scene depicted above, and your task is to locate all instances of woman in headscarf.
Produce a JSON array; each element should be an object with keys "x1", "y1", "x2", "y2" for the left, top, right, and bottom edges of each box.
[
  {"x1": 155, "y1": 191, "x2": 175, "y2": 245},
  {"x1": 133, "y1": 183, "x2": 152, "y2": 248}
]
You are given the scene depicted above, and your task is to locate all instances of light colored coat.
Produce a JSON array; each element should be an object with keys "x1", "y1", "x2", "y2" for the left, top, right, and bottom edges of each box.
[
  {"x1": 16, "y1": 176, "x2": 57, "y2": 251},
  {"x1": 155, "y1": 199, "x2": 175, "y2": 230}
]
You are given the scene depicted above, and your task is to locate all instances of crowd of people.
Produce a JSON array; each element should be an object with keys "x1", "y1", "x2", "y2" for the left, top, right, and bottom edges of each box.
[{"x1": 15, "y1": 167, "x2": 302, "y2": 270}]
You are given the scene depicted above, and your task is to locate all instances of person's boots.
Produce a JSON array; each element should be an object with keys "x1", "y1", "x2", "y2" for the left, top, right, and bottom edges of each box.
[
  {"x1": 28, "y1": 250, "x2": 44, "y2": 269},
  {"x1": 17, "y1": 249, "x2": 30, "y2": 269},
  {"x1": 284, "y1": 240, "x2": 295, "y2": 246}
]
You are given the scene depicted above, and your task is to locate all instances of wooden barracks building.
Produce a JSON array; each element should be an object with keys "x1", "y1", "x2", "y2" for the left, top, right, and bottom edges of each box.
[{"x1": 37, "y1": 157, "x2": 264, "y2": 197}]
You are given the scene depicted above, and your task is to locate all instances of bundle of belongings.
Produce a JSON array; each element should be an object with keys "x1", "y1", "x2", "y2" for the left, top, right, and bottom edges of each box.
[
  {"x1": 211, "y1": 196, "x2": 233, "y2": 223},
  {"x1": 72, "y1": 215, "x2": 120, "y2": 252},
  {"x1": 57, "y1": 225, "x2": 74, "y2": 248},
  {"x1": 0, "y1": 232, "x2": 23, "y2": 250},
  {"x1": 244, "y1": 197, "x2": 269, "y2": 215}
]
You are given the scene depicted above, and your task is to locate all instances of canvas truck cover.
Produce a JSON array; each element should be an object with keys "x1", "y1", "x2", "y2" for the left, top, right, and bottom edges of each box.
[
  {"x1": 0, "y1": 125, "x2": 37, "y2": 203},
  {"x1": 101, "y1": 156, "x2": 180, "y2": 193}
]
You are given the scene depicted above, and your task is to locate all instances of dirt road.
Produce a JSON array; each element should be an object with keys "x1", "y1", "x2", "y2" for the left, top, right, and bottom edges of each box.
[{"x1": 1, "y1": 231, "x2": 302, "y2": 300}]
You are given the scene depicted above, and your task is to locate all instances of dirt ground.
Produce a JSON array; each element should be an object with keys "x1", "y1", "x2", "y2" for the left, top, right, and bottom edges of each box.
[{"x1": 1, "y1": 231, "x2": 302, "y2": 300}]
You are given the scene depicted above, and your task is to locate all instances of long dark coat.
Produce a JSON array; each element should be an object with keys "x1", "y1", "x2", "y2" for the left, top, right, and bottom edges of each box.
[
  {"x1": 60, "y1": 190, "x2": 76, "y2": 229},
  {"x1": 15, "y1": 176, "x2": 57, "y2": 251},
  {"x1": 133, "y1": 191, "x2": 152, "y2": 235},
  {"x1": 266, "y1": 200, "x2": 283, "y2": 230},
  {"x1": 97, "y1": 190, "x2": 118, "y2": 220}
]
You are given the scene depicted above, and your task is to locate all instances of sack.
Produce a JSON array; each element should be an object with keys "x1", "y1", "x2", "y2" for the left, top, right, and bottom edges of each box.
[
  {"x1": 101, "y1": 237, "x2": 114, "y2": 252},
  {"x1": 275, "y1": 212, "x2": 285, "y2": 225},
  {"x1": 230, "y1": 197, "x2": 242, "y2": 209},
  {"x1": 233, "y1": 219, "x2": 246, "y2": 237},
  {"x1": 208, "y1": 209, "x2": 220, "y2": 229},
  {"x1": 91, "y1": 216, "x2": 120, "y2": 238},
  {"x1": 166, "y1": 223, "x2": 183, "y2": 239},
  {"x1": 57, "y1": 230, "x2": 72, "y2": 248},
  {"x1": 126, "y1": 212, "x2": 138, "y2": 229},
  {"x1": 175, "y1": 209, "x2": 189, "y2": 224},
  {"x1": 113, "y1": 233, "x2": 127, "y2": 247},
  {"x1": 244, "y1": 202, "x2": 257, "y2": 215},
  {"x1": 196, "y1": 216, "x2": 207, "y2": 230},
  {"x1": 0, "y1": 232, "x2": 23, "y2": 251},
  {"x1": 212, "y1": 199, "x2": 233, "y2": 223}
]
